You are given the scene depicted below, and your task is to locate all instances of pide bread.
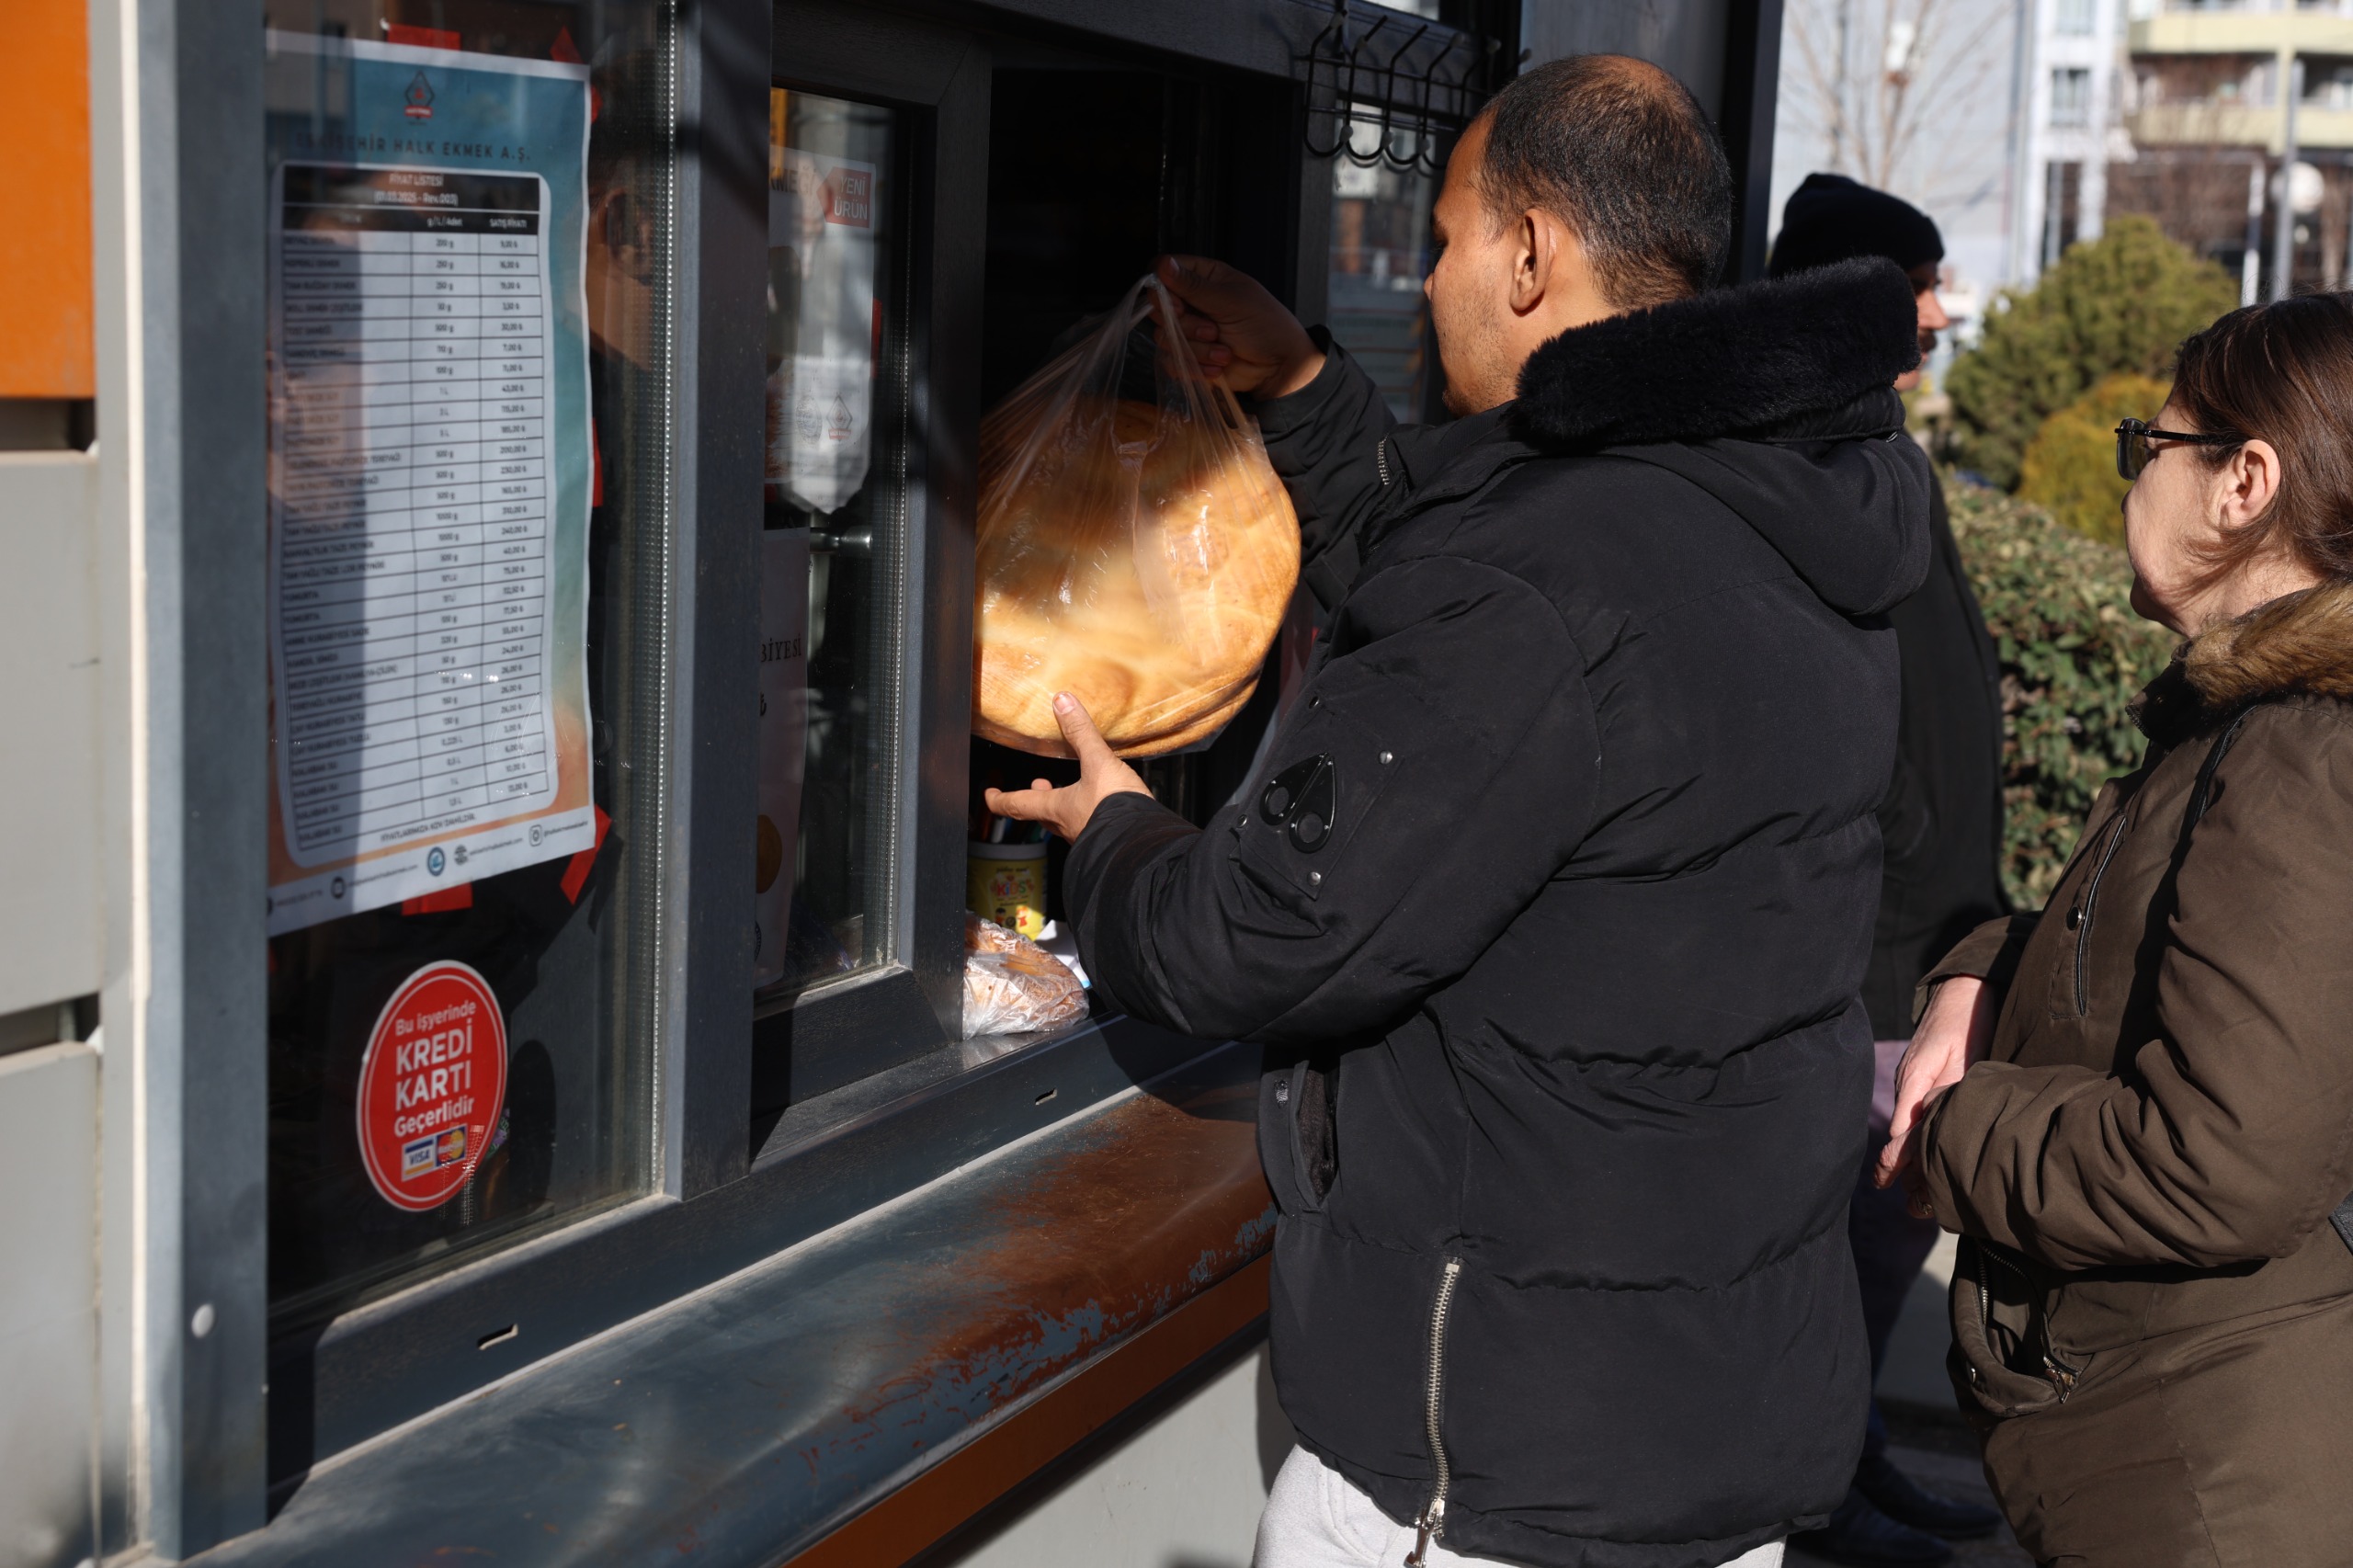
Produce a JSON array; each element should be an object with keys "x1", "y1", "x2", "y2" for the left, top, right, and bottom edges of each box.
[{"x1": 974, "y1": 385, "x2": 1300, "y2": 759}]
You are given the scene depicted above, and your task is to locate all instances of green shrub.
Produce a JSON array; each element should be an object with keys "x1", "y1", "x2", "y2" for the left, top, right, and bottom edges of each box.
[
  {"x1": 2017, "y1": 371, "x2": 2171, "y2": 548},
  {"x1": 1947, "y1": 217, "x2": 2237, "y2": 490},
  {"x1": 1946, "y1": 474, "x2": 2177, "y2": 908}
]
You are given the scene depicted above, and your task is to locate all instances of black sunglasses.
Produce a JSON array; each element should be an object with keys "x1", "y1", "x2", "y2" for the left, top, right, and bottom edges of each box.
[{"x1": 2114, "y1": 417, "x2": 2245, "y2": 482}]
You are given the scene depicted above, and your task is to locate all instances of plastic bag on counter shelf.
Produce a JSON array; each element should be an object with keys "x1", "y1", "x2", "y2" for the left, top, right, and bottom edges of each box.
[
  {"x1": 974, "y1": 273, "x2": 1301, "y2": 758},
  {"x1": 961, "y1": 913, "x2": 1088, "y2": 1040}
]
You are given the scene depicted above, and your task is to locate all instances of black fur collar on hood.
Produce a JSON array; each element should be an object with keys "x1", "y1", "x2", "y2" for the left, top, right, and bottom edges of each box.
[{"x1": 1511, "y1": 257, "x2": 1922, "y2": 452}]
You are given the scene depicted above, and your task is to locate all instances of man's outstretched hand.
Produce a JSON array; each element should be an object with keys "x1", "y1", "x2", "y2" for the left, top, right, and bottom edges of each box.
[
  {"x1": 984, "y1": 693, "x2": 1154, "y2": 843},
  {"x1": 1157, "y1": 255, "x2": 1325, "y2": 400}
]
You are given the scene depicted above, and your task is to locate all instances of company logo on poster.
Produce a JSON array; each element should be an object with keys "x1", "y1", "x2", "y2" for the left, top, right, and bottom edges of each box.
[
  {"x1": 356, "y1": 960, "x2": 508, "y2": 1211},
  {"x1": 404, "y1": 71, "x2": 436, "y2": 119}
]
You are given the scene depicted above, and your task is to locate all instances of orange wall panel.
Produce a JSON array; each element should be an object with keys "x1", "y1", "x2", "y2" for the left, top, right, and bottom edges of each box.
[{"x1": 0, "y1": 0, "x2": 95, "y2": 398}]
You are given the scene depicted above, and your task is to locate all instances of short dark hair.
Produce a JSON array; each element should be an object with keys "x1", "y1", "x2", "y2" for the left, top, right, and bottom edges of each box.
[
  {"x1": 1474, "y1": 55, "x2": 1733, "y2": 309},
  {"x1": 2169, "y1": 293, "x2": 2353, "y2": 587}
]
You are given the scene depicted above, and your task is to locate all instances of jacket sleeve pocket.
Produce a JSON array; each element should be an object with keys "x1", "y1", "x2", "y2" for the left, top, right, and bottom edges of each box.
[{"x1": 1231, "y1": 696, "x2": 1395, "y2": 906}]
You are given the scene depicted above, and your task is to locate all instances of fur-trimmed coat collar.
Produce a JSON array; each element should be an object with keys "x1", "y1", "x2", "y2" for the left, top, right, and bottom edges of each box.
[
  {"x1": 2137, "y1": 580, "x2": 2353, "y2": 743},
  {"x1": 1511, "y1": 256, "x2": 1922, "y2": 452}
]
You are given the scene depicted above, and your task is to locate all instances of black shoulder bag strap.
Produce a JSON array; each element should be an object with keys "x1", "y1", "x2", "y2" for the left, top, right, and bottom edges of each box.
[
  {"x1": 2179, "y1": 702, "x2": 2260, "y2": 834},
  {"x1": 2176, "y1": 704, "x2": 2353, "y2": 1253}
]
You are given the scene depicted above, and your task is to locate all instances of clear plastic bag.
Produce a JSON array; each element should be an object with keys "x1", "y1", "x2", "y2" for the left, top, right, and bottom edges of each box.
[
  {"x1": 974, "y1": 274, "x2": 1301, "y2": 758},
  {"x1": 961, "y1": 913, "x2": 1088, "y2": 1040}
]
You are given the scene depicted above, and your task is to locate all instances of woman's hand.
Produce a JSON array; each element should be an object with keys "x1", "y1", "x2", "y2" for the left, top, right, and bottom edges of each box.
[
  {"x1": 1156, "y1": 255, "x2": 1324, "y2": 399},
  {"x1": 983, "y1": 694, "x2": 1153, "y2": 842},
  {"x1": 1874, "y1": 974, "x2": 1996, "y2": 1209}
]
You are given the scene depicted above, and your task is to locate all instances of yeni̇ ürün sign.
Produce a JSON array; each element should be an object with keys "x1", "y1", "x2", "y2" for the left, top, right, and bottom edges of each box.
[{"x1": 356, "y1": 960, "x2": 508, "y2": 1211}]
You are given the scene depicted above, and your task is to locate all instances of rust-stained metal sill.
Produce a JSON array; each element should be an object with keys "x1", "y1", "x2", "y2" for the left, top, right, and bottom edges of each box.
[{"x1": 193, "y1": 1040, "x2": 1274, "y2": 1568}]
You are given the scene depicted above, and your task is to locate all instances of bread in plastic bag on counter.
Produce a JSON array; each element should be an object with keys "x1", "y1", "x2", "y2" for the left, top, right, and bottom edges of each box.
[
  {"x1": 974, "y1": 273, "x2": 1300, "y2": 758},
  {"x1": 962, "y1": 912, "x2": 1088, "y2": 1040}
]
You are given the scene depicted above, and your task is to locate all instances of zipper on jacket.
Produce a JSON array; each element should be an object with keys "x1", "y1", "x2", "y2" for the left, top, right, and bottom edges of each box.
[
  {"x1": 1974, "y1": 1244, "x2": 1993, "y2": 1347},
  {"x1": 2041, "y1": 1351, "x2": 2080, "y2": 1402},
  {"x1": 1406, "y1": 1256, "x2": 1463, "y2": 1567},
  {"x1": 2071, "y1": 812, "x2": 2132, "y2": 1015},
  {"x1": 1972, "y1": 1243, "x2": 2075, "y2": 1400},
  {"x1": 1375, "y1": 436, "x2": 1393, "y2": 490}
]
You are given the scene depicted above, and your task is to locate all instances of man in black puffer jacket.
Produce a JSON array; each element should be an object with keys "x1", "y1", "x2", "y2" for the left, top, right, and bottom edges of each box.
[
  {"x1": 988, "y1": 56, "x2": 1930, "y2": 1568},
  {"x1": 1771, "y1": 176, "x2": 2008, "y2": 1568}
]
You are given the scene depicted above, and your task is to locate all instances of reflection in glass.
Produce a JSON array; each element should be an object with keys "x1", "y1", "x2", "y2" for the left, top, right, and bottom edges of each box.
[
  {"x1": 1328, "y1": 124, "x2": 1438, "y2": 421},
  {"x1": 757, "y1": 90, "x2": 909, "y2": 1000}
]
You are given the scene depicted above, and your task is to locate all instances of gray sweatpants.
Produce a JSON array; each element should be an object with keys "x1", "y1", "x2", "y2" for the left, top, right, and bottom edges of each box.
[{"x1": 1254, "y1": 1446, "x2": 1789, "y2": 1568}]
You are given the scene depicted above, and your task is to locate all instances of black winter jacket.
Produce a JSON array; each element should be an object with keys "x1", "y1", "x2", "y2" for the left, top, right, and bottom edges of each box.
[
  {"x1": 1066, "y1": 259, "x2": 1933, "y2": 1568},
  {"x1": 1859, "y1": 483, "x2": 2007, "y2": 1039}
]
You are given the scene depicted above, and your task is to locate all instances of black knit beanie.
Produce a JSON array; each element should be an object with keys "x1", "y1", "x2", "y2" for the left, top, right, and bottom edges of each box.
[{"x1": 1768, "y1": 173, "x2": 1944, "y2": 279}]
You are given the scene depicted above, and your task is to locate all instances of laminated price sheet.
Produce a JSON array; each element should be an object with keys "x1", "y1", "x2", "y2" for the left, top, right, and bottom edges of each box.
[{"x1": 264, "y1": 32, "x2": 596, "y2": 934}]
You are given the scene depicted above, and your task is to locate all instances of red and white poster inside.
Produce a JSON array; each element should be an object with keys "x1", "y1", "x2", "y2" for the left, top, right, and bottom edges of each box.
[{"x1": 356, "y1": 960, "x2": 509, "y2": 1210}]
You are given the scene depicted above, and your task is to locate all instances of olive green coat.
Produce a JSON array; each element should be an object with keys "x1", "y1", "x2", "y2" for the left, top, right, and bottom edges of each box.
[{"x1": 1918, "y1": 581, "x2": 2353, "y2": 1568}]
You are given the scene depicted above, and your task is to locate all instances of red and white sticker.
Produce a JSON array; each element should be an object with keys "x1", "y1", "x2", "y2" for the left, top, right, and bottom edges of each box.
[{"x1": 356, "y1": 960, "x2": 507, "y2": 1211}]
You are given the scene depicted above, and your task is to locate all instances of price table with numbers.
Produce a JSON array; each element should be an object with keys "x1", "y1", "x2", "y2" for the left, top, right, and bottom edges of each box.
[{"x1": 271, "y1": 164, "x2": 562, "y2": 866}]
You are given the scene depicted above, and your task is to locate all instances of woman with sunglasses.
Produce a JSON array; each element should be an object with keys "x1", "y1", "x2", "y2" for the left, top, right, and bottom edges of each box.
[{"x1": 1877, "y1": 291, "x2": 2353, "y2": 1566}]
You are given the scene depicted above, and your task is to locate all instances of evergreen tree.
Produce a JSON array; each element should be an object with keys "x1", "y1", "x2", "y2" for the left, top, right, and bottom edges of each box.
[
  {"x1": 1948, "y1": 217, "x2": 2237, "y2": 489},
  {"x1": 1945, "y1": 475, "x2": 2174, "y2": 907},
  {"x1": 2018, "y1": 371, "x2": 2172, "y2": 548}
]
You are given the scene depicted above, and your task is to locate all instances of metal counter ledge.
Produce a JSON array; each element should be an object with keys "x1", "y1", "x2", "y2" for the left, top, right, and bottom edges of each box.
[{"x1": 189, "y1": 1037, "x2": 1274, "y2": 1568}]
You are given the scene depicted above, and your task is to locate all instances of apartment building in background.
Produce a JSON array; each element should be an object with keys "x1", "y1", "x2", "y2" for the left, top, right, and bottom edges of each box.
[
  {"x1": 2013, "y1": 0, "x2": 2130, "y2": 283},
  {"x1": 2112, "y1": 0, "x2": 2353, "y2": 297}
]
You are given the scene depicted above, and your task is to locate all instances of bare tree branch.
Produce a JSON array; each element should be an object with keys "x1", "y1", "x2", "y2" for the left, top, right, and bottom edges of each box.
[{"x1": 1779, "y1": 0, "x2": 2011, "y2": 208}]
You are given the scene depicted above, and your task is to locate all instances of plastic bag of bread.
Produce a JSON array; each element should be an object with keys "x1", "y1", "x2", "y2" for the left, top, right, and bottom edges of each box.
[
  {"x1": 962, "y1": 913, "x2": 1088, "y2": 1040},
  {"x1": 975, "y1": 274, "x2": 1301, "y2": 757}
]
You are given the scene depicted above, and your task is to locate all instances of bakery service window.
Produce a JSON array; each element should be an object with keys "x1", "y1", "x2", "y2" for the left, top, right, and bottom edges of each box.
[
  {"x1": 743, "y1": 25, "x2": 1315, "y2": 1130},
  {"x1": 961, "y1": 42, "x2": 1305, "y2": 934}
]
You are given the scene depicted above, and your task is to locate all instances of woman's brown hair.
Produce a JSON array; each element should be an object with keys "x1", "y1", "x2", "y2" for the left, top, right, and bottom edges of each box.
[{"x1": 2168, "y1": 291, "x2": 2353, "y2": 586}]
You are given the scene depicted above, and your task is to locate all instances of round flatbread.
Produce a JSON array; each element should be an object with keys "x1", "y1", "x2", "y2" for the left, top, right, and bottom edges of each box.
[{"x1": 974, "y1": 398, "x2": 1299, "y2": 757}]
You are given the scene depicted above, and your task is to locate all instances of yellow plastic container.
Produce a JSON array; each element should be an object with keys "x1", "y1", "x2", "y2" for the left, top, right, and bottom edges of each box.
[{"x1": 967, "y1": 840, "x2": 1048, "y2": 939}]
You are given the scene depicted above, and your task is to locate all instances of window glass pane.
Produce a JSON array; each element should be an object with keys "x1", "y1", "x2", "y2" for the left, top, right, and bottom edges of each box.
[
  {"x1": 260, "y1": 1, "x2": 674, "y2": 1328},
  {"x1": 1328, "y1": 123, "x2": 1438, "y2": 421},
  {"x1": 2052, "y1": 67, "x2": 2091, "y2": 124},
  {"x1": 757, "y1": 90, "x2": 911, "y2": 1000}
]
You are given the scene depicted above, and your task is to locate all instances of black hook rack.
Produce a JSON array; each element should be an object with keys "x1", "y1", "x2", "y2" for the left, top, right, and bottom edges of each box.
[{"x1": 1298, "y1": 0, "x2": 1498, "y2": 176}]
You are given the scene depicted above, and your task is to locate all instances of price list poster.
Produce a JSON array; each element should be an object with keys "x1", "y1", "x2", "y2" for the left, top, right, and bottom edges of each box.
[{"x1": 263, "y1": 32, "x2": 595, "y2": 935}]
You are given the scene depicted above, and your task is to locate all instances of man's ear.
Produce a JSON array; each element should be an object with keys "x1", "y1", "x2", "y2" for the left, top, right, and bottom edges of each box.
[
  {"x1": 1509, "y1": 209, "x2": 1551, "y2": 316},
  {"x1": 2220, "y1": 438, "x2": 2282, "y2": 536}
]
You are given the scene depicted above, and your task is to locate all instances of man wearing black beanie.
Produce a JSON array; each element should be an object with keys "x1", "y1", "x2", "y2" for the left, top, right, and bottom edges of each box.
[
  {"x1": 1770, "y1": 176, "x2": 2008, "y2": 1568},
  {"x1": 1771, "y1": 173, "x2": 1949, "y2": 282}
]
